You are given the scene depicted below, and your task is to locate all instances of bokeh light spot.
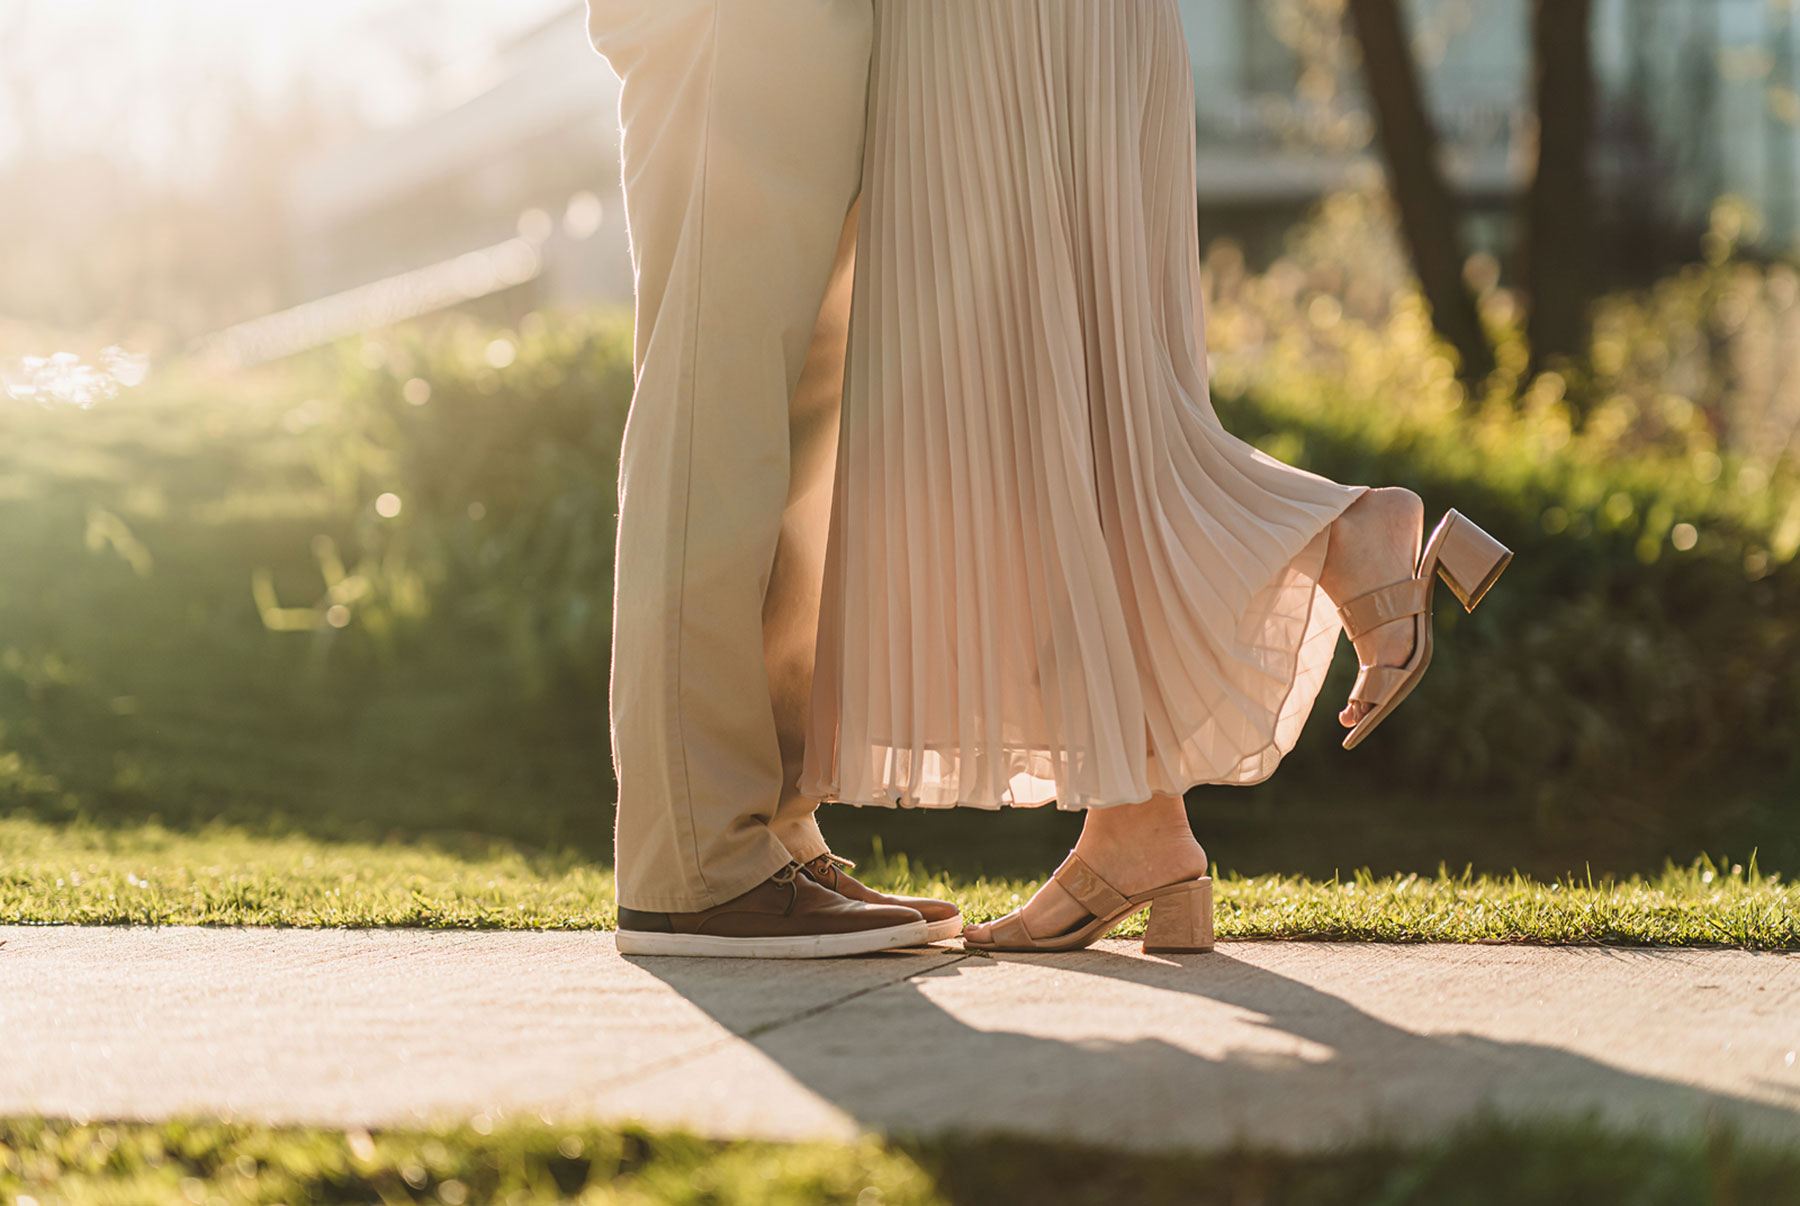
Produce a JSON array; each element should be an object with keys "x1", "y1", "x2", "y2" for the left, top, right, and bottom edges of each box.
[
  {"x1": 402, "y1": 378, "x2": 432, "y2": 407},
  {"x1": 517, "y1": 207, "x2": 554, "y2": 246},
  {"x1": 376, "y1": 493, "x2": 403, "y2": 518},
  {"x1": 1671, "y1": 523, "x2": 1698, "y2": 551},
  {"x1": 564, "y1": 191, "x2": 604, "y2": 240},
  {"x1": 326, "y1": 605, "x2": 352, "y2": 629},
  {"x1": 485, "y1": 339, "x2": 516, "y2": 369}
]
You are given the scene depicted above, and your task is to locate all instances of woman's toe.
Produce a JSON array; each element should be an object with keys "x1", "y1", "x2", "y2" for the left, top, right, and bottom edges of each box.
[{"x1": 962, "y1": 921, "x2": 991, "y2": 943}]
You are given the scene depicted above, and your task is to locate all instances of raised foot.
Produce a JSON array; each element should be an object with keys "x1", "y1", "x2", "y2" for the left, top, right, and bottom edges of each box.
[{"x1": 1320, "y1": 487, "x2": 1425, "y2": 729}]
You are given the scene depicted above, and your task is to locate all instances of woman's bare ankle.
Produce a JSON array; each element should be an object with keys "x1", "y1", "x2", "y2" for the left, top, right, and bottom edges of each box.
[
  {"x1": 1320, "y1": 487, "x2": 1423, "y2": 605},
  {"x1": 1073, "y1": 795, "x2": 1209, "y2": 890},
  {"x1": 963, "y1": 795, "x2": 1209, "y2": 943}
]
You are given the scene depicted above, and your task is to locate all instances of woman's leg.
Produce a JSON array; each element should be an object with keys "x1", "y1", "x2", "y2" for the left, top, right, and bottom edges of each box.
[{"x1": 962, "y1": 486, "x2": 1426, "y2": 944}]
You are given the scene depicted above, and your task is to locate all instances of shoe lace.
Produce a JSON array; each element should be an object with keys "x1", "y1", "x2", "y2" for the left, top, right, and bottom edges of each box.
[
  {"x1": 809, "y1": 852, "x2": 856, "y2": 872},
  {"x1": 803, "y1": 852, "x2": 856, "y2": 889},
  {"x1": 770, "y1": 861, "x2": 802, "y2": 915}
]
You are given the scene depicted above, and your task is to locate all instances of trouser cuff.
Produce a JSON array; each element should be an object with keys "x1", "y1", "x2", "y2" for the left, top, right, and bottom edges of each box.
[{"x1": 772, "y1": 814, "x2": 829, "y2": 865}]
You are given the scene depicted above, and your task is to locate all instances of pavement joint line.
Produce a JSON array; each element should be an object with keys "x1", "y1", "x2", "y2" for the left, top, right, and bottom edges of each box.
[
  {"x1": 583, "y1": 949, "x2": 978, "y2": 1099},
  {"x1": 735, "y1": 952, "x2": 980, "y2": 1043}
]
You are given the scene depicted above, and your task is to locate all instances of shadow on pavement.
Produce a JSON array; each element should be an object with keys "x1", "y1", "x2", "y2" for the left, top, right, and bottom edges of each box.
[{"x1": 627, "y1": 944, "x2": 1800, "y2": 1158}]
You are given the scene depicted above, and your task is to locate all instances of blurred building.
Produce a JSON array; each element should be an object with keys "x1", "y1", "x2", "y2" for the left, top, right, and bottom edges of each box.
[
  {"x1": 1594, "y1": 0, "x2": 1800, "y2": 259},
  {"x1": 1183, "y1": 0, "x2": 1800, "y2": 265},
  {"x1": 1183, "y1": 0, "x2": 1528, "y2": 254},
  {"x1": 272, "y1": 0, "x2": 1799, "y2": 333},
  {"x1": 285, "y1": 5, "x2": 631, "y2": 315}
]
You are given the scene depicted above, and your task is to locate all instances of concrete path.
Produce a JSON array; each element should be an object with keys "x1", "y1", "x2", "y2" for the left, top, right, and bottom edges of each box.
[{"x1": 3, "y1": 927, "x2": 1798, "y2": 1152}]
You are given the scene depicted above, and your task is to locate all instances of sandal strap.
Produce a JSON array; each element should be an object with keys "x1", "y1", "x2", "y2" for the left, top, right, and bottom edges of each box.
[
  {"x1": 1049, "y1": 852, "x2": 1130, "y2": 919},
  {"x1": 988, "y1": 910, "x2": 1038, "y2": 946},
  {"x1": 1337, "y1": 578, "x2": 1429, "y2": 641},
  {"x1": 1350, "y1": 663, "x2": 1412, "y2": 706}
]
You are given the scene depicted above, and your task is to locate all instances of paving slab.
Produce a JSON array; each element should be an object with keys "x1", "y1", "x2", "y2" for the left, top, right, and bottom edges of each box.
[
  {"x1": 0, "y1": 927, "x2": 956, "y2": 1128},
  {"x1": 2, "y1": 927, "x2": 1797, "y2": 1152}
]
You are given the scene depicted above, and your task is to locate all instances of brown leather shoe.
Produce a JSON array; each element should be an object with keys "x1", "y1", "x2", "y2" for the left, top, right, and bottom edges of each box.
[
  {"x1": 802, "y1": 854, "x2": 963, "y2": 943},
  {"x1": 615, "y1": 862, "x2": 928, "y2": 958}
]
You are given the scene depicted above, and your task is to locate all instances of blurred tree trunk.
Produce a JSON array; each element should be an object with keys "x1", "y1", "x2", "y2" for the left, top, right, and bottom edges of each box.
[
  {"x1": 1524, "y1": 0, "x2": 1598, "y2": 377},
  {"x1": 1344, "y1": 0, "x2": 1496, "y2": 384}
]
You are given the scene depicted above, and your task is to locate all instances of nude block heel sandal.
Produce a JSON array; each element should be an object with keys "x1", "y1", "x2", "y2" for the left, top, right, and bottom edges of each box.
[
  {"x1": 962, "y1": 852, "x2": 1215, "y2": 954},
  {"x1": 1340, "y1": 509, "x2": 1512, "y2": 751}
]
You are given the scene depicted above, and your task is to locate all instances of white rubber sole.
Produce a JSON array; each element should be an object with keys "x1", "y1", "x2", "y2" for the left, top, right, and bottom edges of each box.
[
  {"x1": 923, "y1": 915, "x2": 965, "y2": 944},
  {"x1": 614, "y1": 918, "x2": 930, "y2": 959}
]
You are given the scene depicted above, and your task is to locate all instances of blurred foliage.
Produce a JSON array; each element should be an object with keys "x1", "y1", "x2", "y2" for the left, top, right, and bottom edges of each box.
[
  {"x1": 10, "y1": 1114, "x2": 1800, "y2": 1206},
  {"x1": 3, "y1": 193, "x2": 1799, "y2": 873},
  {"x1": 292, "y1": 317, "x2": 633, "y2": 698},
  {"x1": 313, "y1": 194, "x2": 1800, "y2": 839},
  {"x1": 1200, "y1": 192, "x2": 1800, "y2": 835},
  {"x1": 0, "y1": 349, "x2": 616, "y2": 854}
]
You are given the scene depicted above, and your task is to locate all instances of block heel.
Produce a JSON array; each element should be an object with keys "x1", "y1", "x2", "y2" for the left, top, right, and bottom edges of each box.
[
  {"x1": 1142, "y1": 877, "x2": 1214, "y2": 953},
  {"x1": 1432, "y1": 510, "x2": 1513, "y2": 612}
]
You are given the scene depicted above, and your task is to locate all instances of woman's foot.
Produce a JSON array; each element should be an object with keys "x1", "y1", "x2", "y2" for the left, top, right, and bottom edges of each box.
[
  {"x1": 962, "y1": 794, "x2": 1208, "y2": 946},
  {"x1": 1319, "y1": 487, "x2": 1426, "y2": 729}
]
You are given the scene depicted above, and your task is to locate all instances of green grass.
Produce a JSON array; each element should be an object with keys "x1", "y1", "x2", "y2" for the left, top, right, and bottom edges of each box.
[
  {"x1": 4, "y1": 818, "x2": 1795, "y2": 948},
  {"x1": 4, "y1": 1115, "x2": 1799, "y2": 1206}
]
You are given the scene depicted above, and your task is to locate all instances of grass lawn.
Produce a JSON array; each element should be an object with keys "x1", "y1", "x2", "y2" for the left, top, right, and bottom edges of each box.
[
  {"x1": 3, "y1": 818, "x2": 1794, "y2": 948},
  {"x1": 5, "y1": 1115, "x2": 1799, "y2": 1206}
]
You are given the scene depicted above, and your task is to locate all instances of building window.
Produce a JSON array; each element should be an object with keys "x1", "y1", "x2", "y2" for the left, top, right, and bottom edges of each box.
[{"x1": 1241, "y1": 0, "x2": 1299, "y2": 94}]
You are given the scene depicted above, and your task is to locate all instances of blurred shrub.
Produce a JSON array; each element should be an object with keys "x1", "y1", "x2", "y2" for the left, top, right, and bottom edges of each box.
[
  {"x1": 282, "y1": 196, "x2": 1799, "y2": 827},
  {"x1": 1204, "y1": 192, "x2": 1800, "y2": 813},
  {"x1": 308, "y1": 315, "x2": 633, "y2": 699},
  {"x1": 0, "y1": 337, "x2": 626, "y2": 847},
  {"x1": 1582, "y1": 197, "x2": 1800, "y2": 471}
]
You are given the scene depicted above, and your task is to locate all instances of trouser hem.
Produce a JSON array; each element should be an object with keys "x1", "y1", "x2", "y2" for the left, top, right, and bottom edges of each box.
[
  {"x1": 615, "y1": 843, "x2": 796, "y2": 915},
  {"x1": 774, "y1": 819, "x2": 829, "y2": 866}
]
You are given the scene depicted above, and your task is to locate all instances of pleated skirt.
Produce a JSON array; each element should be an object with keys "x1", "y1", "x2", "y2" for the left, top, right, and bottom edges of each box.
[{"x1": 801, "y1": 0, "x2": 1366, "y2": 810}]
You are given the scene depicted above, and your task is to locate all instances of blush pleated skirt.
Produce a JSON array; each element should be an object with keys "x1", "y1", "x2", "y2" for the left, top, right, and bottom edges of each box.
[{"x1": 801, "y1": 0, "x2": 1366, "y2": 811}]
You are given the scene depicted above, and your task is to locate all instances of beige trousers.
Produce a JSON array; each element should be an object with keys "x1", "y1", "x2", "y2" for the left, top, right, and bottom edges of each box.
[{"x1": 588, "y1": 0, "x2": 872, "y2": 911}]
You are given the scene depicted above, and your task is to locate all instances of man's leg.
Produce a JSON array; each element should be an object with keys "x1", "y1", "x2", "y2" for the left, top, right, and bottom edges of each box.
[
  {"x1": 594, "y1": 0, "x2": 872, "y2": 912},
  {"x1": 763, "y1": 209, "x2": 858, "y2": 866}
]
